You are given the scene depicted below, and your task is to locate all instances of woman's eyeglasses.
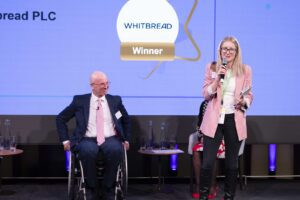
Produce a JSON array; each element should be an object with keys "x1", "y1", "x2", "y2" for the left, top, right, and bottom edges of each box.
[{"x1": 221, "y1": 47, "x2": 237, "y2": 54}]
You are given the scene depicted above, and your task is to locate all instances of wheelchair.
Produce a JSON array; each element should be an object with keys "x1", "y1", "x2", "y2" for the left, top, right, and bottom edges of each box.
[{"x1": 67, "y1": 145, "x2": 128, "y2": 200}]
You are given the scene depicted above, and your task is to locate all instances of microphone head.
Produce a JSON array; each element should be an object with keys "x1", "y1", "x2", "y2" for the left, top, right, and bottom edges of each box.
[
  {"x1": 220, "y1": 58, "x2": 227, "y2": 81},
  {"x1": 222, "y1": 58, "x2": 227, "y2": 66},
  {"x1": 220, "y1": 74, "x2": 225, "y2": 80}
]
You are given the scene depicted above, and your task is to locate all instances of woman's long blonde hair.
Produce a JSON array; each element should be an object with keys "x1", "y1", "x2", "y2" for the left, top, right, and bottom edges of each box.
[{"x1": 217, "y1": 36, "x2": 245, "y2": 76}]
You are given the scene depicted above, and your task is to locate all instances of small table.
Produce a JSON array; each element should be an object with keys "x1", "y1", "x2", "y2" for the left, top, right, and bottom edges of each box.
[
  {"x1": 0, "y1": 149, "x2": 23, "y2": 195},
  {"x1": 138, "y1": 149, "x2": 184, "y2": 191}
]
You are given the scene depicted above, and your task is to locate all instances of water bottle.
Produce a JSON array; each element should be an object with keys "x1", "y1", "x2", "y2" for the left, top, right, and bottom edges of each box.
[
  {"x1": 160, "y1": 122, "x2": 167, "y2": 149},
  {"x1": 3, "y1": 119, "x2": 11, "y2": 149},
  {"x1": 0, "y1": 120, "x2": 3, "y2": 150},
  {"x1": 146, "y1": 120, "x2": 154, "y2": 149}
]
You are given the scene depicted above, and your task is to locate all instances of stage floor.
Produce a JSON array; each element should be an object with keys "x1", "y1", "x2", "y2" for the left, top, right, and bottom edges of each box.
[{"x1": 0, "y1": 179, "x2": 299, "y2": 199}]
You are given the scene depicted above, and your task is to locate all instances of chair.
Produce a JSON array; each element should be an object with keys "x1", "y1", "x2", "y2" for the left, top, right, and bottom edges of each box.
[
  {"x1": 188, "y1": 132, "x2": 246, "y2": 193},
  {"x1": 188, "y1": 131, "x2": 199, "y2": 194},
  {"x1": 67, "y1": 146, "x2": 128, "y2": 200}
]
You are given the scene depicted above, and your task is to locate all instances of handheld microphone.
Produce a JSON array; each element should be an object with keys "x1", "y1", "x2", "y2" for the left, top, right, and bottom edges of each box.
[
  {"x1": 220, "y1": 58, "x2": 227, "y2": 83},
  {"x1": 97, "y1": 106, "x2": 99, "y2": 110}
]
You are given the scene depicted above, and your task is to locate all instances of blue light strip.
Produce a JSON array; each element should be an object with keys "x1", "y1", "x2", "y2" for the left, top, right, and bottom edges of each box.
[
  {"x1": 65, "y1": 150, "x2": 70, "y2": 172},
  {"x1": 170, "y1": 144, "x2": 178, "y2": 171},
  {"x1": 269, "y1": 144, "x2": 276, "y2": 172}
]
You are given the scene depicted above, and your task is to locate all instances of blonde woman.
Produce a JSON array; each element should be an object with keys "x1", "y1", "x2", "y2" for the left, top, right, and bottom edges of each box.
[{"x1": 199, "y1": 36, "x2": 253, "y2": 200}]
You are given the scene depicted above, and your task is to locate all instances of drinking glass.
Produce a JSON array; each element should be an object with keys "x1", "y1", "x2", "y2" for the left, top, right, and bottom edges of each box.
[
  {"x1": 9, "y1": 135, "x2": 17, "y2": 152},
  {"x1": 0, "y1": 136, "x2": 4, "y2": 151},
  {"x1": 169, "y1": 138, "x2": 177, "y2": 149},
  {"x1": 140, "y1": 135, "x2": 147, "y2": 150}
]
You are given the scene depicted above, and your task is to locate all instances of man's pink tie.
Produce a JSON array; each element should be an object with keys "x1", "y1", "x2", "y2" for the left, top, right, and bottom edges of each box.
[{"x1": 96, "y1": 99, "x2": 105, "y2": 145}]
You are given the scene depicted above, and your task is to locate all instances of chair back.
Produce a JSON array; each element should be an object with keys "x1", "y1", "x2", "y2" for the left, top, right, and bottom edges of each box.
[
  {"x1": 188, "y1": 131, "x2": 198, "y2": 155},
  {"x1": 238, "y1": 139, "x2": 246, "y2": 156},
  {"x1": 216, "y1": 139, "x2": 246, "y2": 158}
]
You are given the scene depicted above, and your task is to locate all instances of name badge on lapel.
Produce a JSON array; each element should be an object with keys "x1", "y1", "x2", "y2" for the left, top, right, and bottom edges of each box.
[{"x1": 115, "y1": 111, "x2": 122, "y2": 119}]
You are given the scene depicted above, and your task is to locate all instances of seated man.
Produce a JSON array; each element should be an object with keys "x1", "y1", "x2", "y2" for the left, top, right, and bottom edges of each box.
[{"x1": 56, "y1": 71, "x2": 131, "y2": 200}]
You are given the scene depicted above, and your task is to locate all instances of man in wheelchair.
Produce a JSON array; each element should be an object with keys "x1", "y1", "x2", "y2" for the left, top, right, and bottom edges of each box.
[{"x1": 56, "y1": 71, "x2": 131, "y2": 200}]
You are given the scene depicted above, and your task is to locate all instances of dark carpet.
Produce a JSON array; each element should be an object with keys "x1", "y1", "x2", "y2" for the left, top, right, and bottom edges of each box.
[{"x1": 0, "y1": 179, "x2": 299, "y2": 200}]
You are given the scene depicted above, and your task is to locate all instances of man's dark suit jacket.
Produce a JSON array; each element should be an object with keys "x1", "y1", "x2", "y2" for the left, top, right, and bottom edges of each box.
[{"x1": 56, "y1": 93, "x2": 131, "y2": 148}]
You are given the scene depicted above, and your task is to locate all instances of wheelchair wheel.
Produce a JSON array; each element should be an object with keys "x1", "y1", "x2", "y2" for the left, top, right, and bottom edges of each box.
[
  {"x1": 68, "y1": 152, "x2": 86, "y2": 200},
  {"x1": 115, "y1": 147, "x2": 128, "y2": 200},
  {"x1": 68, "y1": 146, "x2": 128, "y2": 200}
]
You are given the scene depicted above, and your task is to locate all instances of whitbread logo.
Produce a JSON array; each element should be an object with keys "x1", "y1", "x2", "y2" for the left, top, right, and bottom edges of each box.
[{"x1": 117, "y1": 0, "x2": 179, "y2": 61}]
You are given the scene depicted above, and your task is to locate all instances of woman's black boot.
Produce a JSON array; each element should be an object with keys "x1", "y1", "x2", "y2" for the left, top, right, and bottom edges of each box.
[
  {"x1": 223, "y1": 169, "x2": 238, "y2": 200},
  {"x1": 199, "y1": 169, "x2": 212, "y2": 200}
]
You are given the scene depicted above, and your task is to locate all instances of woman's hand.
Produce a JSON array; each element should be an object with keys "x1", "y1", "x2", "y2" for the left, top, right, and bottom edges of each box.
[
  {"x1": 217, "y1": 65, "x2": 227, "y2": 82},
  {"x1": 211, "y1": 65, "x2": 227, "y2": 91},
  {"x1": 235, "y1": 96, "x2": 246, "y2": 110}
]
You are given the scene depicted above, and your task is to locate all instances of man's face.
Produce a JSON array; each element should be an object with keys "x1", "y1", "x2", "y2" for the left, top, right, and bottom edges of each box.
[{"x1": 91, "y1": 76, "x2": 109, "y2": 97}]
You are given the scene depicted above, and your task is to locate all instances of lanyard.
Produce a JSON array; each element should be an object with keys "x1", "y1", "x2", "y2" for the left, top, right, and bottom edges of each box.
[{"x1": 221, "y1": 69, "x2": 232, "y2": 104}]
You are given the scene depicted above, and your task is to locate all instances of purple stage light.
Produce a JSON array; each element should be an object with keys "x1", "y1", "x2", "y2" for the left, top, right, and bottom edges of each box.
[
  {"x1": 269, "y1": 144, "x2": 276, "y2": 172},
  {"x1": 65, "y1": 150, "x2": 70, "y2": 172},
  {"x1": 170, "y1": 144, "x2": 178, "y2": 171}
]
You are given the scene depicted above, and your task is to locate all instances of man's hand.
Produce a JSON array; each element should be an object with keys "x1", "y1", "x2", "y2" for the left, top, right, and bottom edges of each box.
[
  {"x1": 63, "y1": 141, "x2": 71, "y2": 151},
  {"x1": 123, "y1": 141, "x2": 130, "y2": 151}
]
